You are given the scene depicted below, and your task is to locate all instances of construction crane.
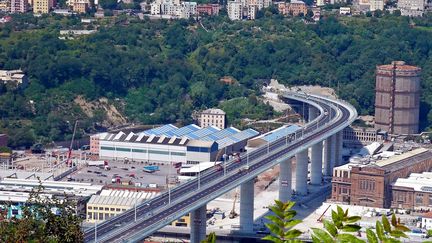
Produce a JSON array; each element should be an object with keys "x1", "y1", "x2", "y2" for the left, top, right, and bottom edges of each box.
[
  {"x1": 67, "y1": 120, "x2": 78, "y2": 167},
  {"x1": 229, "y1": 191, "x2": 239, "y2": 219},
  {"x1": 317, "y1": 205, "x2": 331, "y2": 222}
]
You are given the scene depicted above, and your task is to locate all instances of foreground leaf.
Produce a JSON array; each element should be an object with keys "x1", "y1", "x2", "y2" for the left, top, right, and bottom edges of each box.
[
  {"x1": 311, "y1": 228, "x2": 333, "y2": 243},
  {"x1": 341, "y1": 224, "x2": 361, "y2": 232},
  {"x1": 382, "y1": 215, "x2": 391, "y2": 233},
  {"x1": 323, "y1": 219, "x2": 338, "y2": 237},
  {"x1": 336, "y1": 233, "x2": 365, "y2": 243},
  {"x1": 376, "y1": 221, "x2": 385, "y2": 241},
  {"x1": 262, "y1": 235, "x2": 284, "y2": 243},
  {"x1": 366, "y1": 228, "x2": 378, "y2": 243}
]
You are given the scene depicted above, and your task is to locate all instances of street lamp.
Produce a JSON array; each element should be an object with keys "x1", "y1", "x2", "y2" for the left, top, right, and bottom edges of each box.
[{"x1": 198, "y1": 162, "x2": 201, "y2": 190}]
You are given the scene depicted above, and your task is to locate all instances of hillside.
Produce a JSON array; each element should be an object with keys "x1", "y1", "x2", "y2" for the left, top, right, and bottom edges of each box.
[{"x1": 1, "y1": 12, "x2": 432, "y2": 147}]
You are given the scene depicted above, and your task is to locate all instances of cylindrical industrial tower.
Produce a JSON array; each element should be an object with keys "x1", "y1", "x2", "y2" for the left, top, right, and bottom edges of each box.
[{"x1": 374, "y1": 61, "x2": 421, "y2": 135}]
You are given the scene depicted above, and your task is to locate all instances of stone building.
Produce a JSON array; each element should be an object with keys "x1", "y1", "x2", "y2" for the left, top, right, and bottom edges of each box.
[
  {"x1": 331, "y1": 148, "x2": 432, "y2": 208},
  {"x1": 391, "y1": 172, "x2": 432, "y2": 210},
  {"x1": 198, "y1": 108, "x2": 226, "y2": 130}
]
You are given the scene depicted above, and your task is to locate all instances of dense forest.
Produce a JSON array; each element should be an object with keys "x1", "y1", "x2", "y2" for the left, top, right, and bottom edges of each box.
[{"x1": 1, "y1": 12, "x2": 432, "y2": 148}]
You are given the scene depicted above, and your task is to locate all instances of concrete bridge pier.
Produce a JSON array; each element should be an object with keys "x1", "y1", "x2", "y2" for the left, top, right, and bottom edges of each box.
[
  {"x1": 335, "y1": 131, "x2": 343, "y2": 166},
  {"x1": 310, "y1": 141, "x2": 323, "y2": 185},
  {"x1": 279, "y1": 158, "x2": 292, "y2": 202},
  {"x1": 190, "y1": 204, "x2": 207, "y2": 243},
  {"x1": 323, "y1": 137, "x2": 332, "y2": 177},
  {"x1": 330, "y1": 134, "x2": 337, "y2": 171},
  {"x1": 308, "y1": 105, "x2": 319, "y2": 122},
  {"x1": 240, "y1": 179, "x2": 254, "y2": 233},
  {"x1": 295, "y1": 150, "x2": 308, "y2": 195}
]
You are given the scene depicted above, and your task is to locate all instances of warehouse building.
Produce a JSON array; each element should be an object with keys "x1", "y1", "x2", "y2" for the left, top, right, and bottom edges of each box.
[
  {"x1": 391, "y1": 172, "x2": 432, "y2": 210},
  {"x1": 0, "y1": 178, "x2": 103, "y2": 219},
  {"x1": 97, "y1": 124, "x2": 259, "y2": 164},
  {"x1": 86, "y1": 189, "x2": 158, "y2": 222},
  {"x1": 331, "y1": 148, "x2": 432, "y2": 208},
  {"x1": 246, "y1": 124, "x2": 301, "y2": 150}
]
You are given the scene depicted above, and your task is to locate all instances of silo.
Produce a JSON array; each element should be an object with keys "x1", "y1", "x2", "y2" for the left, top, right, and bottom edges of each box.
[{"x1": 374, "y1": 61, "x2": 421, "y2": 135}]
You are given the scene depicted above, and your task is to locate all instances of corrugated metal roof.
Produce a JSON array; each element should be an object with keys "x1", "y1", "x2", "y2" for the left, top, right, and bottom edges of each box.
[
  {"x1": 217, "y1": 128, "x2": 259, "y2": 149},
  {"x1": 184, "y1": 126, "x2": 220, "y2": 139},
  {"x1": 164, "y1": 124, "x2": 200, "y2": 137},
  {"x1": 201, "y1": 127, "x2": 240, "y2": 141},
  {"x1": 187, "y1": 140, "x2": 215, "y2": 148},
  {"x1": 87, "y1": 189, "x2": 159, "y2": 207},
  {"x1": 142, "y1": 124, "x2": 178, "y2": 136},
  {"x1": 257, "y1": 125, "x2": 300, "y2": 143}
]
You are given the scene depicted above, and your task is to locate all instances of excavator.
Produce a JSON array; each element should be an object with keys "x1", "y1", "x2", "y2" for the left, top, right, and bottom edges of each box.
[{"x1": 229, "y1": 191, "x2": 239, "y2": 219}]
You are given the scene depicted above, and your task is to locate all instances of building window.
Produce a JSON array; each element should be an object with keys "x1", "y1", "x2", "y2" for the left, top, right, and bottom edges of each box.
[
  {"x1": 116, "y1": 208, "x2": 121, "y2": 212},
  {"x1": 416, "y1": 194, "x2": 424, "y2": 205},
  {"x1": 116, "y1": 147, "x2": 131, "y2": 152},
  {"x1": 99, "y1": 207, "x2": 103, "y2": 210},
  {"x1": 99, "y1": 213, "x2": 103, "y2": 220},
  {"x1": 171, "y1": 152, "x2": 186, "y2": 156},
  {"x1": 88, "y1": 206, "x2": 93, "y2": 210},
  {"x1": 429, "y1": 195, "x2": 432, "y2": 206},
  {"x1": 88, "y1": 212, "x2": 92, "y2": 220},
  {"x1": 110, "y1": 208, "x2": 115, "y2": 211},
  {"x1": 132, "y1": 148, "x2": 146, "y2": 153},
  {"x1": 105, "y1": 208, "x2": 109, "y2": 211},
  {"x1": 148, "y1": 150, "x2": 169, "y2": 155},
  {"x1": 101, "y1": 146, "x2": 115, "y2": 151}
]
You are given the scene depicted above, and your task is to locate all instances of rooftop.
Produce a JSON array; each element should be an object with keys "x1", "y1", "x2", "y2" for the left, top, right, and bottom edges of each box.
[
  {"x1": 179, "y1": 161, "x2": 220, "y2": 174},
  {"x1": 290, "y1": 0, "x2": 306, "y2": 4},
  {"x1": 201, "y1": 108, "x2": 226, "y2": 115},
  {"x1": 378, "y1": 61, "x2": 421, "y2": 72},
  {"x1": 375, "y1": 147, "x2": 430, "y2": 168},
  {"x1": 87, "y1": 189, "x2": 158, "y2": 207},
  {"x1": 392, "y1": 171, "x2": 432, "y2": 194},
  {"x1": 99, "y1": 124, "x2": 258, "y2": 149},
  {"x1": 0, "y1": 170, "x2": 54, "y2": 181},
  {"x1": 248, "y1": 125, "x2": 301, "y2": 146},
  {"x1": 0, "y1": 178, "x2": 103, "y2": 198},
  {"x1": 336, "y1": 148, "x2": 432, "y2": 173}
]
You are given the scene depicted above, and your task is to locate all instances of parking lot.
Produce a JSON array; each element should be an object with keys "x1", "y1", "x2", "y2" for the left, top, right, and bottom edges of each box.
[{"x1": 62, "y1": 160, "x2": 178, "y2": 188}]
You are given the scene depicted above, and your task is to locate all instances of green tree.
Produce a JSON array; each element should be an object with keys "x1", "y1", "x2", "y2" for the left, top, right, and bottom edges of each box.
[
  {"x1": 311, "y1": 205, "x2": 364, "y2": 243},
  {"x1": 201, "y1": 232, "x2": 217, "y2": 243},
  {"x1": 263, "y1": 200, "x2": 302, "y2": 242},
  {"x1": 366, "y1": 213, "x2": 410, "y2": 243},
  {"x1": 0, "y1": 180, "x2": 83, "y2": 242}
]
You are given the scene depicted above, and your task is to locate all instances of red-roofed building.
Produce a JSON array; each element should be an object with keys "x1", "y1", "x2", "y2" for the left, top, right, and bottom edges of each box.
[{"x1": 197, "y1": 3, "x2": 220, "y2": 16}]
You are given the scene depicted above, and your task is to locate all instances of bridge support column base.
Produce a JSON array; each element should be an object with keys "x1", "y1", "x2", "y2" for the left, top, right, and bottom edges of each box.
[
  {"x1": 295, "y1": 150, "x2": 308, "y2": 196},
  {"x1": 279, "y1": 158, "x2": 292, "y2": 202},
  {"x1": 240, "y1": 179, "x2": 254, "y2": 233},
  {"x1": 190, "y1": 204, "x2": 207, "y2": 243},
  {"x1": 310, "y1": 141, "x2": 323, "y2": 185}
]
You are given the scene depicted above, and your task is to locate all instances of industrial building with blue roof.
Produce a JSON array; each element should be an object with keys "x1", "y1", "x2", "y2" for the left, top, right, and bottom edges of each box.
[
  {"x1": 246, "y1": 125, "x2": 301, "y2": 150},
  {"x1": 97, "y1": 124, "x2": 259, "y2": 164}
]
